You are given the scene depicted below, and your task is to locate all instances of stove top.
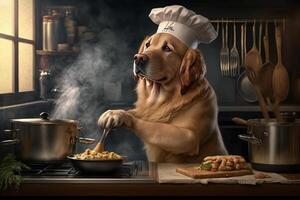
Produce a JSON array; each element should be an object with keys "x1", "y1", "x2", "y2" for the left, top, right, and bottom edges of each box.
[{"x1": 21, "y1": 160, "x2": 155, "y2": 183}]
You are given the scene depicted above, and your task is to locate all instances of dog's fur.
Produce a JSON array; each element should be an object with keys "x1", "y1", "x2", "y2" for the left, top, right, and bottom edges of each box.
[{"x1": 99, "y1": 33, "x2": 227, "y2": 163}]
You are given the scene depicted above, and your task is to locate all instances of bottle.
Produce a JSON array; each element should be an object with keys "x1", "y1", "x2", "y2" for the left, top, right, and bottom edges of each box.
[
  {"x1": 42, "y1": 16, "x2": 49, "y2": 51},
  {"x1": 51, "y1": 9, "x2": 59, "y2": 46},
  {"x1": 39, "y1": 69, "x2": 52, "y2": 99},
  {"x1": 47, "y1": 16, "x2": 56, "y2": 51},
  {"x1": 64, "y1": 9, "x2": 76, "y2": 46},
  {"x1": 52, "y1": 9, "x2": 64, "y2": 45}
]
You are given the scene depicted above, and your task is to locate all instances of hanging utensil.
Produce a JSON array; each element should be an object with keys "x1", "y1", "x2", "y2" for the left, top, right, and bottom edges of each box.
[
  {"x1": 220, "y1": 20, "x2": 229, "y2": 77},
  {"x1": 243, "y1": 22, "x2": 247, "y2": 66},
  {"x1": 220, "y1": 20, "x2": 224, "y2": 76},
  {"x1": 237, "y1": 71, "x2": 258, "y2": 103},
  {"x1": 258, "y1": 21, "x2": 263, "y2": 55},
  {"x1": 257, "y1": 22, "x2": 275, "y2": 106},
  {"x1": 230, "y1": 21, "x2": 240, "y2": 77},
  {"x1": 245, "y1": 20, "x2": 262, "y2": 75},
  {"x1": 239, "y1": 23, "x2": 244, "y2": 75},
  {"x1": 244, "y1": 21, "x2": 269, "y2": 119},
  {"x1": 237, "y1": 23, "x2": 257, "y2": 103},
  {"x1": 272, "y1": 22, "x2": 289, "y2": 122},
  {"x1": 225, "y1": 20, "x2": 229, "y2": 76}
]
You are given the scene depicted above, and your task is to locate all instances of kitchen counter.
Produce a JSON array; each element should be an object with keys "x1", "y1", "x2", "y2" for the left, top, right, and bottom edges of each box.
[{"x1": 1, "y1": 163, "x2": 300, "y2": 197}]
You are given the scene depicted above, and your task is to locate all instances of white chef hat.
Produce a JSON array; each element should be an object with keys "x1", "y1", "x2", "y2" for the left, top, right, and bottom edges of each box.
[{"x1": 149, "y1": 5, "x2": 217, "y2": 49}]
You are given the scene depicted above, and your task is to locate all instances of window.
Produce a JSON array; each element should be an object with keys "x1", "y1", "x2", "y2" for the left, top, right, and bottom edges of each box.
[{"x1": 0, "y1": 0, "x2": 36, "y2": 106}]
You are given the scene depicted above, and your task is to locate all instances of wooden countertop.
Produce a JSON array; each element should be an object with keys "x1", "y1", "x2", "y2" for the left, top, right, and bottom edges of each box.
[
  {"x1": 1, "y1": 163, "x2": 300, "y2": 197},
  {"x1": 2, "y1": 182, "x2": 300, "y2": 196}
]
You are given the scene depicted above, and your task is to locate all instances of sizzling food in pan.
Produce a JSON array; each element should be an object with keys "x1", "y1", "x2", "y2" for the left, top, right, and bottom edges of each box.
[{"x1": 72, "y1": 148, "x2": 122, "y2": 160}]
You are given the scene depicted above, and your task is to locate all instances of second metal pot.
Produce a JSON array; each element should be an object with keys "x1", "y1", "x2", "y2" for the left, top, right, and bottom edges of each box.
[{"x1": 234, "y1": 117, "x2": 300, "y2": 172}]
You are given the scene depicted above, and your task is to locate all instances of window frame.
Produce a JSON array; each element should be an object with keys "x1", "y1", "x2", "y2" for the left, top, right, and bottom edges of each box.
[{"x1": 0, "y1": 0, "x2": 40, "y2": 106}]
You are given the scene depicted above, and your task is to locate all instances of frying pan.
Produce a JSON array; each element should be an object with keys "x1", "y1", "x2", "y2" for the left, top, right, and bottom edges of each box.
[
  {"x1": 237, "y1": 22, "x2": 257, "y2": 103},
  {"x1": 237, "y1": 70, "x2": 257, "y2": 103},
  {"x1": 67, "y1": 156, "x2": 124, "y2": 174},
  {"x1": 67, "y1": 128, "x2": 124, "y2": 174}
]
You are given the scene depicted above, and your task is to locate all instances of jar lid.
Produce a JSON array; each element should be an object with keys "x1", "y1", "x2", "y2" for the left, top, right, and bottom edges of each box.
[{"x1": 43, "y1": 15, "x2": 52, "y2": 20}]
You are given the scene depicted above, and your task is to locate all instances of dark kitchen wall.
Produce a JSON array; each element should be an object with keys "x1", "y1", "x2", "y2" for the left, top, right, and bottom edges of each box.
[{"x1": 44, "y1": 0, "x2": 300, "y2": 105}]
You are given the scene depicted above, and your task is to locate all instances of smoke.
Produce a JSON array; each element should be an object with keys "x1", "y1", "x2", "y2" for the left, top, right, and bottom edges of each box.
[{"x1": 50, "y1": 1, "x2": 145, "y2": 159}]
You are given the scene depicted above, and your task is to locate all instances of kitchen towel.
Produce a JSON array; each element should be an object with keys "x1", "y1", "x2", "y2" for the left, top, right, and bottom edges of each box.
[{"x1": 157, "y1": 163, "x2": 300, "y2": 185}]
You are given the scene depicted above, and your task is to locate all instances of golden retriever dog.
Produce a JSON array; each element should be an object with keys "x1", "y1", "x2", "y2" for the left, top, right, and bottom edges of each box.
[{"x1": 98, "y1": 33, "x2": 228, "y2": 163}]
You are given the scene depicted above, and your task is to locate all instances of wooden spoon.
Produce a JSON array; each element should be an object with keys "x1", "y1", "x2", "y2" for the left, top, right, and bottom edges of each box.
[
  {"x1": 272, "y1": 23, "x2": 290, "y2": 122},
  {"x1": 93, "y1": 128, "x2": 111, "y2": 153},
  {"x1": 245, "y1": 21, "x2": 262, "y2": 75},
  {"x1": 257, "y1": 22, "x2": 275, "y2": 103}
]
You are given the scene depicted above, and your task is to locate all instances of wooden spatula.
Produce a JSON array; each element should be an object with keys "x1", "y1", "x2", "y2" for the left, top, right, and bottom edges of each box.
[
  {"x1": 257, "y1": 22, "x2": 275, "y2": 103},
  {"x1": 94, "y1": 128, "x2": 111, "y2": 153},
  {"x1": 245, "y1": 21, "x2": 269, "y2": 120},
  {"x1": 245, "y1": 20, "x2": 262, "y2": 75},
  {"x1": 272, "y1": 23, "x2": 289, "y2": 122}
]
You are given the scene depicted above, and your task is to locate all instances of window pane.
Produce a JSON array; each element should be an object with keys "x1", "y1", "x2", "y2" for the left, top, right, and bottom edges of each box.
[
  {"x1": 0, "y1": 38, "x2": 14, "y2": 94},
  {"x1": 19, "y1": 42, "x2": 34, "y2": 92},
  {"x1": 0, "y1": 0, "x2": 14, "y2": 36},
  {"x1": 18, "y1": 0, "x2": 34, "y2": 40}
]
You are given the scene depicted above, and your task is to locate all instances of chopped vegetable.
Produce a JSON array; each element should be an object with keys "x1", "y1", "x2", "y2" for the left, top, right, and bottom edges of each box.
[{"x1": 199, "y1": 162, "x2": 212, "y2": 170}]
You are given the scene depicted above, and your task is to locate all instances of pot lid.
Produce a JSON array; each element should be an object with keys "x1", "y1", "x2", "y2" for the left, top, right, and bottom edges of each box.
[
  {"x1": 11, "y1": 112, "x2": 78, "y2": 125},
  {"x1": 248, "y1": 112, "x2": 300, "y2": 126},
  {"x1": 247, "y1": 119, "x2": 300, "y2": 126}
]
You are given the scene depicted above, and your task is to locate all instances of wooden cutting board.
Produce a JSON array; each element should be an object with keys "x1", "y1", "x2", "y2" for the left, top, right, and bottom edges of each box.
[{"x1": 176, "y1": 167, "x2": 253, "y2": 179}]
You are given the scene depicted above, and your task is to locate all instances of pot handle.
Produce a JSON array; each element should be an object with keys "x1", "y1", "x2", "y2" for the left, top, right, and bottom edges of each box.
[
  {"x1": 76, "y1": 137, "x2": 96, "y2": 144},
  {"x1": 0, "y1": 129, "x2": 20, "y2": 145},
  {"x1": 0, "y1": 139, "x2": 20, "y2": 145},
  {"x1": 232, "y1": 117, "x2": 248, "y2": 126},
  {"x1": 238, "y1": 134, "x2": 262, "y2": 145},
  {"x1": 3, "y1": 129, "x2": 20, "y2": 135}
]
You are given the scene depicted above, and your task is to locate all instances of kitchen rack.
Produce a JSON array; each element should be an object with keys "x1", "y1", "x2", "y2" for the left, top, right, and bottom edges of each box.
[{"x1": 210, "y1": 19, "x2": 286, "y2": 23}]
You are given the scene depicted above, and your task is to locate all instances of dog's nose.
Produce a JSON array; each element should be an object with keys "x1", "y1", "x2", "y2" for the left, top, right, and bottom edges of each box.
[{"x1": 134, "y1": 54, "x2": 148, "y2": 67}]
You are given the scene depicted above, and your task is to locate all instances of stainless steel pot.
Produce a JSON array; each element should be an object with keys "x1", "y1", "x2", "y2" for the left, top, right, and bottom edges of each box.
[
  {"x1": 233, "y1": 115, "x2": 300, "y2": 172},
  {"x1": 0, "y1": 112, "x2": 95, "y2": 163}
]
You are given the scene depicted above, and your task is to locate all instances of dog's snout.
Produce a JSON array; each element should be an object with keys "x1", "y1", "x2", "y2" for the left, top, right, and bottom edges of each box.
[{"x1": 134, "y1": 54, "x2": 148, "y2": 67}]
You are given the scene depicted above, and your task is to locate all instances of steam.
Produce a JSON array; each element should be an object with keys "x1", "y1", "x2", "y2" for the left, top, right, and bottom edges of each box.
[{"x1": 50, "y1": 2, "x2": 144, "y2": 159}]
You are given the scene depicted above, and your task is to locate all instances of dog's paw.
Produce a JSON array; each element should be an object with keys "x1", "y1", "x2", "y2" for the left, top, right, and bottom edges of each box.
[{"x1": 98, "y1": 110, "x2": 133, "y2": 129}]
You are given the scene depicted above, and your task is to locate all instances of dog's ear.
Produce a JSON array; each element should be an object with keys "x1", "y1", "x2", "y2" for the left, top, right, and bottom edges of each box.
[
  {"x1": 179, "y1": 49, "x2": 207, "y2": 95},
  {"x1": 138, "y1": 36, "x2": 150, "y2": 53}
]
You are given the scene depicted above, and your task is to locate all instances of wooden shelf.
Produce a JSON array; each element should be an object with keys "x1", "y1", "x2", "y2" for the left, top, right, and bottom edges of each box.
[{"x1": 36, "y1": 50, "x2": 80, "y2": 56}]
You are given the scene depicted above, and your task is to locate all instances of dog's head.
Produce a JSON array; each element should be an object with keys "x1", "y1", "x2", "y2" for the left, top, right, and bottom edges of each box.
[{"x1": 133, "y1": 33, "x2": 206, "y2": 95}]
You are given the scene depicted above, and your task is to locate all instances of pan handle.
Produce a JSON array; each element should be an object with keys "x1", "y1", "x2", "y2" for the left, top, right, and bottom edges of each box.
[
  {"x1": 238, "y1": 134, "x2": 262, "y2": 145},
  {"x1": 76, "y1": 137, "x2": 96, "y2": 144}
]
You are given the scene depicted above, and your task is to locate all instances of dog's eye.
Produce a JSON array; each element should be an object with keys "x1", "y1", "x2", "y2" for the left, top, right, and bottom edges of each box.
[
  {"x1": 162, "y1": 45, "x2": 172, "y2": 52},
  {"x1": 145, "y1": 42, "x2": 150, "y2": 48}
]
